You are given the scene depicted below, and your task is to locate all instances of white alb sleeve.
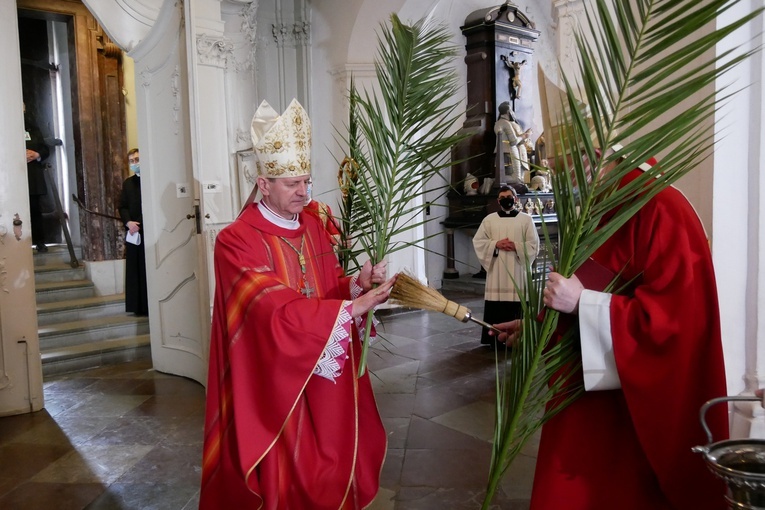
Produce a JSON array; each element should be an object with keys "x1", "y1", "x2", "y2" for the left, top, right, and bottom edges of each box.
[{"x1": 579, "y1": 289, "x2": 621, "y2": 391}]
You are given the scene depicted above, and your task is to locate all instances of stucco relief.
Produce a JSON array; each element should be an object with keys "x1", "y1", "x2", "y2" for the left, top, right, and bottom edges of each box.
[
  {"x1": 235, "y1": 128, "x2": 250, "y2": 145},
  {"x1": 293, "y1": 21, "x2": 310, "y2": 45},
  {"x1": 553, "y1": 0, "x2": 585, "y2": 80},
  {"x1": 231, "y1": 0, "x2": 259, "y2": 73},
  {"x1": 272, "y1": 22, "x2": 311, "y2": 48},
  {"x1": 196, "y1": 34, "x2": 235, "y2": 68}
]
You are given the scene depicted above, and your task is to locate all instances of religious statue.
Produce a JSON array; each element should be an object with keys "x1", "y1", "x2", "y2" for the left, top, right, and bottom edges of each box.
[
  {"x1": 530, "y1": 158, "x2": 552, "y2": 192},
  {"x1": 495, "y1": 101, "x2": 527, "y2": 184},
  {"x1": 535, "y1": 132, "x2": 547, "y2": 165},
  {"x1": 479, "y1": 177, "x2": 495, "y2": 195},
  {"x1": 464, "y1": 172, "x2": 479, "y2": 195}
]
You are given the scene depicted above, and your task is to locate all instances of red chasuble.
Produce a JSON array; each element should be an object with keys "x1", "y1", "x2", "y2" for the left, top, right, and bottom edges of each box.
[
  {"x1": 303, "y1": 199, "x2": 341, "y2": 244},
  {"x1": 200, "y1": 204, "x2": 386, "y2": 510},
  {"x1": 531, "y1": 168, "x2": 729, "y2": 510}
]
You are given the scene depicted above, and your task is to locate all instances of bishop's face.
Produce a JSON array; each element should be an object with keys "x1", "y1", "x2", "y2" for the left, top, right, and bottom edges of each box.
[{"x1": 259, "y1": 175, "x2": 311, "y2": 219}]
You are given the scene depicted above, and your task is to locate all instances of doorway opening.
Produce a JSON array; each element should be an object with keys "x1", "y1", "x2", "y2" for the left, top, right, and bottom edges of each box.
[{"x1": 18, "y1": 9, "x2": 80, "y2": 253}]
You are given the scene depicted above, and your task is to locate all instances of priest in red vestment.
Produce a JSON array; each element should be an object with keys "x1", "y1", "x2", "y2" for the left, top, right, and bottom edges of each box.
[
  {"x1": 200, "y1": 99, "x2": 394, "y2": 510},
  {"x1": 495, "y1": 153, "x2": 729, "y2": 509}
]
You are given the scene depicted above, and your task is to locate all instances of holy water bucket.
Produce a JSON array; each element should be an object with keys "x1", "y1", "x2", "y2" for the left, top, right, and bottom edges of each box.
[{"x1": 692, "y1": 396, "x2": 765, "y2": 510}]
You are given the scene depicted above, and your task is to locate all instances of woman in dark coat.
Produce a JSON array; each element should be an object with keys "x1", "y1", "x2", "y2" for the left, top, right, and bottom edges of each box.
[{"x1": 118, "y1": 148, "x2": 149, "y2": 316}]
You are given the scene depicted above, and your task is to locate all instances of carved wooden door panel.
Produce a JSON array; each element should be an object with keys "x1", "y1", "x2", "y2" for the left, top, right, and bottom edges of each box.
[{"x1": 128, "y1": 1, "x2": 209, "y2": 386}]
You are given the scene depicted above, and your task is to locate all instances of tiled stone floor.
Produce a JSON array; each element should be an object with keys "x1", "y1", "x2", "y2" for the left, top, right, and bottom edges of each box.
[{"x1": 0, "y1": 290, "x2": 537, "y2": 509}]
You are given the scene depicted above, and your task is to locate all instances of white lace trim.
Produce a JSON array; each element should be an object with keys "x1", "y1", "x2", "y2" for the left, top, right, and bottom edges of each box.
[
  {"x1": 355, "y1": 313, "x2": 379, "y2": 345},
  {"x1": 313, "y1": 302, "x2": 353, "y2": 382},
  {"x1": 350, "y1": 276, "x2": 363, "y2": 299}
]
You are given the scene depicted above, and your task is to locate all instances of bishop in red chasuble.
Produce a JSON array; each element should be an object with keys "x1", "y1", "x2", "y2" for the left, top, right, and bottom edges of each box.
[
  {"x1": 534, "y1": 163, "x2": 729, "y2": 509},
  {"x1": 200, "y1": 99, "x2": 389, "y2": 509}
]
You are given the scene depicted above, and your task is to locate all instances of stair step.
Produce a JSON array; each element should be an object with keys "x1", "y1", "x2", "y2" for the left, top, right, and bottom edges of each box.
[
  {"x1": 34, "y1": 262, "x2": 87, "y2": 284},
  {"x1": 36, "y1": 294, "x2": 126, "y2": 326},
  {"x1": 41, "y1": 334, "x2": 151, "y2": 377},
  {"x1": 35, "y1": 279, "x2": 95, "y2": 303},
  {"x1": 33, "y1": 245, "x2": 151, "y2": 376},
  {"x1": 33, "y1": 244, "x2": 83, "y2": 268},
  {"x1": 39, "y1": 315, "x2": 150, "y2": 350}
]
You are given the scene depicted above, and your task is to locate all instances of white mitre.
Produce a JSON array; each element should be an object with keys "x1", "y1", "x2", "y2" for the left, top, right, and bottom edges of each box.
[{"x1": 250, "y1": 98, "x2": 311, "y2": 178}]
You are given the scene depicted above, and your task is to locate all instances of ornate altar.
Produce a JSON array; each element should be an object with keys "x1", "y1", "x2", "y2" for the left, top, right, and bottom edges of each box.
[{"x1": 442, "y1": 2, "x2": 549, "y2": 279}]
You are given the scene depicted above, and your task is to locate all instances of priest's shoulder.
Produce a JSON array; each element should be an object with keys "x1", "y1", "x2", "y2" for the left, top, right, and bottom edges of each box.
[
  {"x1": 216, "y1": 206, "x2": 264, "y2": 242},
  {"x1": 648, "y1": 184, "x2": 703, "y2": 224},
  {"x1": 299, "y1": 208, "x2": 325, "y2": 230}
]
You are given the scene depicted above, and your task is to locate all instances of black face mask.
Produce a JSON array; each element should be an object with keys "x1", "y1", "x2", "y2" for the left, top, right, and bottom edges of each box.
[{"x1": 499, "y1": 197, "x2": 515, "y2": 210}]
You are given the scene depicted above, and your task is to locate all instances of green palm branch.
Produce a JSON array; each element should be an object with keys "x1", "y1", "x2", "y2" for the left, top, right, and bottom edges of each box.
[
  {"x1": 341, "y1": 13, "x2": 472, "y2": 376},
  {"x1": 483, "y1": 0, "x2": 762, "y2": 506},
  {"x1": 335, "y1": 78, "x2": 362, "y2": 273}
]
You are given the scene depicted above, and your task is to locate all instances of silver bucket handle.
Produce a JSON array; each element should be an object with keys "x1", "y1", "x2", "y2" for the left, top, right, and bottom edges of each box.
[{"x1": 699, "y1": 395, "x2": 762, "y2": 444}]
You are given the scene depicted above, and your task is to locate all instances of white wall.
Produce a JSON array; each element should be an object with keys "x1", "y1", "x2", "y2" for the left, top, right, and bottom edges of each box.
[{"x1": 714, "y1": 0, "x2": 765, "y2": 435}]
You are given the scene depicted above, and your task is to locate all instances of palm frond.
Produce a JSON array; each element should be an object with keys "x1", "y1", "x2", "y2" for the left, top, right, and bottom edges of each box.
[
  {"x1": 338, "y1": 14, "x2": 474, "y2": 375},
  {"x1": 482, "y1": 0, "x2": 762, "y2": 506}
]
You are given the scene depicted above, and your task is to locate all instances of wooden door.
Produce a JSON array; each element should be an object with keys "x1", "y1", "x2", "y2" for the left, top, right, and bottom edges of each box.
[{"x1": 0, "y1": 1, "x2": 44, "y2": 417}]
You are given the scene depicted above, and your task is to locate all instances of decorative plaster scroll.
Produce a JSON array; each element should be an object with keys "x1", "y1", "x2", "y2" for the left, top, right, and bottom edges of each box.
[
  {"x1": 272, "y1": 22, "x2": 311, "y2": 48},
  {"x1": 236, "y1": 128, "x2": 250, "y2": 145},
  {"x1": 553, "y1": 0, "x2": 585, "y2": 77},
  {"x1": 238, "y1": 0, "x2": 258, "y2": 72},
  {"x1": 236, "y1": 150, "x2": 256, "y2": 208},
  {"x1": 272, "y1": 23, "x2": 289, "y2": 47},
  {"x1": 293, "y1": 21, "x2": 310, "y2": 45},
  {"x1": 196, "y1": 34, "x2": 234, "y2": 68},
  {"x1": 207, "y1": 224, "x2": 229, "y2": 249}
]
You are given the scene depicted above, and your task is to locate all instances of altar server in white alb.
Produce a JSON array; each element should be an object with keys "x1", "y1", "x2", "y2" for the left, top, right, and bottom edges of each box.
[{"x1": 472, "y1": 185, "x2": 539, "y2": 345}]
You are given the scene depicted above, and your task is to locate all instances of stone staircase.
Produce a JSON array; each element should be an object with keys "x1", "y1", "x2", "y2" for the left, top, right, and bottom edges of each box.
[{"x1": 34, "y1": 246, "x2": 150, "y2": 376}]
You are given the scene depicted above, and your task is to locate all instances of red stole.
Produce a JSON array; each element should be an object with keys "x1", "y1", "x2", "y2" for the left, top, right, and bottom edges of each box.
[{"x1": 200, "y1": 204, "x2": 386, "y2": 509}]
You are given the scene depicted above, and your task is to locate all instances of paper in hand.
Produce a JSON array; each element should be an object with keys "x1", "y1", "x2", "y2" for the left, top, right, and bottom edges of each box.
[{"x1": 126, "y1": 231, "x2": 141, "y2": 246}]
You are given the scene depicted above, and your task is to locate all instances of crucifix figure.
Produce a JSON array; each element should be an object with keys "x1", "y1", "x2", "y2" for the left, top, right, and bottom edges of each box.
[{"x1": 500, "y1": 54, "x2": 526, "y2": 106}]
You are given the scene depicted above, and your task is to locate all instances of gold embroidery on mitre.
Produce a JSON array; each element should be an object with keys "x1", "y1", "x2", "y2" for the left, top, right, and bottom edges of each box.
[{"x1": 250, "y1": 98, "x2": 311, "y2": 179}]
